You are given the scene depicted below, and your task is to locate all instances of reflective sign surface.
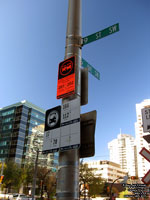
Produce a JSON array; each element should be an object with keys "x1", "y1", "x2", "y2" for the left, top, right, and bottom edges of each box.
[{"x1": 57, "y1": 56, "x2": 75, "y2": 99}]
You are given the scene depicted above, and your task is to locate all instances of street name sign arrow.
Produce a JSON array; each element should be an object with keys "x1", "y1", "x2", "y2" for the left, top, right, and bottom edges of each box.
[
  {"x1": 82, "y1": 23, "x2": 119, "y2": 46},
  {"x1": 82, "y1": 58, "x2": 100, "y2": 80},
  {"x1": 140, "y1": 147, "x2": 150, "y2": 184}
]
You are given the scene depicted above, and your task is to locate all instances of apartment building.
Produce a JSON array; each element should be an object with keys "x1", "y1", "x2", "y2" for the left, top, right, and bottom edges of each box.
[{"x1": 108, "y1": 133, "x2": 137, "y2": 176}]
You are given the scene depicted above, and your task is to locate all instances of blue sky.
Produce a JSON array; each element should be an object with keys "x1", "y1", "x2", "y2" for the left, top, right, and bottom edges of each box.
[{"x1": 0, "y1": 0, "x2": 150, "y2": 160}]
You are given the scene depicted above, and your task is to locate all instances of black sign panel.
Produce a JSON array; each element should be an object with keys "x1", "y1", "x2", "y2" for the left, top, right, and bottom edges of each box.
[
  {"x1": 58, "y1": 56, "x2": 75, "y2": 79},
  {"x1": 80, "y1": 110, "x2": 97, "y2": 158},
  {"x1": 45, "y1": 106, "x2": 61, "y2": 131}
]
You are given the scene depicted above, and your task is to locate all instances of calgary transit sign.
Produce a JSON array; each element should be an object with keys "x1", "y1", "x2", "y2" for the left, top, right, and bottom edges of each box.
[{"x1": 57, "y1": 56, "x2": 75, "y2": 99}]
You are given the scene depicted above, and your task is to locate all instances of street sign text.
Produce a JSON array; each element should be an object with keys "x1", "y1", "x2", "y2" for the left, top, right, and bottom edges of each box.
[{"x1": 82, "y1": 23, "x2": 119, "y2": 46}]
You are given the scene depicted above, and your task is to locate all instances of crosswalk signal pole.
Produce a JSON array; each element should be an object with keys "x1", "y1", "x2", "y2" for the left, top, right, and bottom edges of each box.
[{"x1": 56, "y1": 0, "x2": 82, "y2": 200}]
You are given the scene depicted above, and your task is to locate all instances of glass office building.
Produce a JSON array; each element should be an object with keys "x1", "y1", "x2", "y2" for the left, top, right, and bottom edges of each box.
[{"x1": 0, "y1": 100, "x2": 58, "y2": 168}]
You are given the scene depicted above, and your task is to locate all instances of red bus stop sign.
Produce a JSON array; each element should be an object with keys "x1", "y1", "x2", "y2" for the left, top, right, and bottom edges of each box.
[{"x1": 57, "y1": 56, "x2": 75, "y2": 99}]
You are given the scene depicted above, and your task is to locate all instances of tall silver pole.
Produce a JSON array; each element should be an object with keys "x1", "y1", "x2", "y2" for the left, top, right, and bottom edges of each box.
[
  {"x1": 56, "y1": 0, "x2": 82, "y2": 200},
  {"x1": 32, "y1": 150, "x2": 39, "y2": 200}
]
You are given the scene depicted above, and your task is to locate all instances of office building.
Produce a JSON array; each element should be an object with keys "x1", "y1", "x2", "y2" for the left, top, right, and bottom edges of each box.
[
  {"x1": 0, "y1": 100, "x2": 57, "y2": 169},
  {"x1": 135, "y1": 99, "x2": 150, "y2": 178},
  {"x1": 108, "y1": 133, "x2": 137, "y2": 176},
  {"x1": 85, "y1": 160, "x2": 127, "y2": 183}
]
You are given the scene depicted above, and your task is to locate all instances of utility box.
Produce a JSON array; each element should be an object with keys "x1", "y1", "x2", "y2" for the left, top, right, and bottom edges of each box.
[{"x1": 79, "y1": 110, "x2": 97, "y2": 158}]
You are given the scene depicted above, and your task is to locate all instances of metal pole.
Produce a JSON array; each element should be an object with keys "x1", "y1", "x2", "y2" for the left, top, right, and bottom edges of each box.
[
  {"x1": 109, "y1": 176, "x2": 128, "y2": 199},
  {"x1": 56, "y1": 0, "x2": 82, "y2": 200},
  {"x1": 109, "y1": 178, "x2": 120, "y2": 200},
  {"x1": 32, "y1": 149, "x2": 39, "y2": 200}
]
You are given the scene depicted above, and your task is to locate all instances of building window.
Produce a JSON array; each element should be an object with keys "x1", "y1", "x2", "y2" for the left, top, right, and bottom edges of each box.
[
  {"x1": 0, "y1": 141, "x2": 7, "y2": 146},
  {"x1": 2, "y1": 124, "x2": 12, "y2": 130},
  {"x1": 2, "y1": 109, "x2": 14, "y2": 116},
  {"x1": 3, "y1": 117, "x2": 13, "y2": 123}
]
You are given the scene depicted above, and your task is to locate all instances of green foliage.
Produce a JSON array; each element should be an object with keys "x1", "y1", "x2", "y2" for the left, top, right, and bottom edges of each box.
[
  {"x1": 80, "y1": 162, "x2": 95, "y2": 184},
  {"x1": 80, "y1": 161, "x2": 104, "y2": 198},
  {"x1": 89, "y1": 176, "x2": 104, "y2": 197},
  {"x1": 36, "y1": 166, "x2": 56, "y2": 199},
  {"x1": 3, "y1": 161, "x2": 26, "y2": 192},
  {"x1": 23, "y1": 163, "x2": 34, "y2": 188},
  {"x1": 44, "y1": 175, "x2": 56, "y2": 200}
]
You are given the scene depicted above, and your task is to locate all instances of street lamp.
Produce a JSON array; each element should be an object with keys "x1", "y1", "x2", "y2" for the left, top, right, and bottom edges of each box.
[{"x1": 109, "y1": 176, "x2": 128, "y2": 200}]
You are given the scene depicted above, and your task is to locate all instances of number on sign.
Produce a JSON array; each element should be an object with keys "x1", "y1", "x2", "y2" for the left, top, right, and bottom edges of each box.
[
  {"x1": 96, "y1": 31, "x2": 101, "y2": 39},
  {"x1": 53, "y1": 139, "x2": 57, "y2": 145},
  {"x1": 63, "y1": 112, "x2": 70, "y2": 119},
  {"x1": 83, "y1": 37, "x2": 88, "y2": 44},
  {"x1": 63, "y1": 103, "x2": 69, "y2": 110}
]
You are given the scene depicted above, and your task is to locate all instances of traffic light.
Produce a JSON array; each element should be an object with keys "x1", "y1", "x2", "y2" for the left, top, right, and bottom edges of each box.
[
  {"x1": 107, "y1": 186, "x2": 110, "y2": 193},
  {"x1": 131, "y1": 176, "x2": 137, "y2": 180},
  {"x1": 0, "y1": 175, "x2": 4, "y2": 184}
]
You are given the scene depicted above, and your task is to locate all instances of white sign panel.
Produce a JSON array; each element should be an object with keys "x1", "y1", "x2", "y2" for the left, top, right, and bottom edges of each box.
[
  {"x1": 42, "y1": 129, "x2": 60, "y2": 153},
  {"x1": 142, "y1": 107, "x2": 150, "y2": 132},
  {"x1": 42, "y1": 106, "x2": 61, "y2": 153},
  {"x1": 42, "y1": 99, "x2": 80, "y2": 153},
  {"x1": 60, "y1": 98, "x2": 80, "y2": 151}
]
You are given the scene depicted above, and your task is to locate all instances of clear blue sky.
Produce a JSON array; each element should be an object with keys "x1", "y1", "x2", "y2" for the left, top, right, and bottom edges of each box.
[{"x1": 0, "y1": 0, "x2": 150, "y2": 160}]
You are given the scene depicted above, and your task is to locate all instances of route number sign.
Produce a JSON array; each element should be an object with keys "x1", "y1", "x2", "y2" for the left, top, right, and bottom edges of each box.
[
  {"x1": 60, "y1": 98, "x2": 80, "y2": 151},
  {"x1": 57, "y1": 56, "x2": 75, "y2": 99},
  {"x1": 42, "y1": 99, "x2": 80, "y2": 153}
]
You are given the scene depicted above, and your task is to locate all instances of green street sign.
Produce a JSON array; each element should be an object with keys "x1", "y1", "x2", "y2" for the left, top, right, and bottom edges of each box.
[
  {"x1": 82, "y1": 58, "x2": 100, "y2": 80},
  {"x1": 82, "y1": 23, "x2": 119, "y2": 45}
]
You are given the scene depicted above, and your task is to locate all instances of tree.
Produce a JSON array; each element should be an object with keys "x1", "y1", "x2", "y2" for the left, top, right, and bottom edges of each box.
[
  {"x1": 79, "y1": 161, "x2": 104, "y2": 198},
  {"x1": 89, "y1": 176, "x2": 104, "y2": 197},
  {"x1": 44, "y1": 175, "x2": 56, "y2": 200},
  {"x1": 3, "y1": 161, "x2": 26, "y2": 192},
  {"x1": 23, "y1": 163, "x2": 34, "y2": 194},
  {"x1": 36, "y1": 166, "x2": 56, "y2": 200}
]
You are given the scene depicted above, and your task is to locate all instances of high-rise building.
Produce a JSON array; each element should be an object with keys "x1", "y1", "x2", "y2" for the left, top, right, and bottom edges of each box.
[
  {"x1": 0, "y1": 100, "x2": 57, "y2": 168},
  {"x1": 108, "y1": 133, "x2": 137, "y2": 176},
  {"x1": 25, "y1": 124, "x2": 58, "y2": 168},
  {"x1": 135, "y1": 99, "x2": 150, "y2": 178}
]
